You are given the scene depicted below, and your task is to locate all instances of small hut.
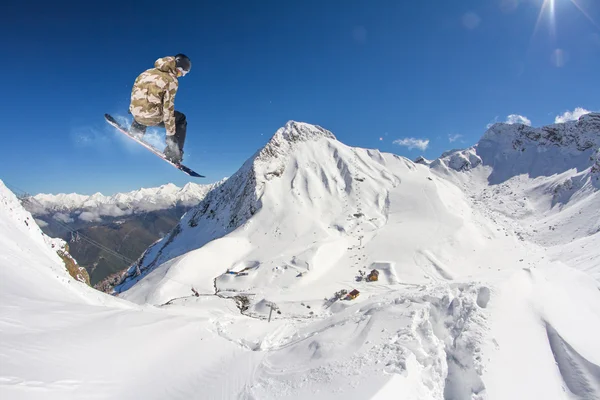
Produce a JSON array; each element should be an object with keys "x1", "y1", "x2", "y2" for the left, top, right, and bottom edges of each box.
[
  {"x1": 346, "y1": 289, "x2": 360, "y2": 300},
  {"x1": 367, "y1": 269, "x2": 379, "y2": 282}
]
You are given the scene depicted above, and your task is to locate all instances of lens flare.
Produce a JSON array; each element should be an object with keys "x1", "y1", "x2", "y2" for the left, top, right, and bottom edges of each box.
[
  {"x1": 534, "y1": 0, "x2": 600, "y2": 39},
  {"x1": 533, "y1": 0, "x2": 557, "y2": 38},
  {"x1": 569, "y1": 0, "x2": 600, "y2": 30}
]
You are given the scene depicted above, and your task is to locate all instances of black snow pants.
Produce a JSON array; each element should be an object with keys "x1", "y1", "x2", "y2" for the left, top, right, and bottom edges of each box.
[{"x1": 131, "y1": 111, "x2": 187, "y2": 152}]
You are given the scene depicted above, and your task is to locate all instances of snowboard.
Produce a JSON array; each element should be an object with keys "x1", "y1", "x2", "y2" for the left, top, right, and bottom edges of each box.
[{"x1": 104, "y1": 114, "x2": 204, "y2": 178}]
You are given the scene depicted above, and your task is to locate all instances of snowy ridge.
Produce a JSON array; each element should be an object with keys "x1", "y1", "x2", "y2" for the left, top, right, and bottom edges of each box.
[
  {"x1": 29, "y1": 181, "x2": 224, "y2": 218},
  {"x1": 414, "y1": 156, "x2": 433, "y2": 166},
  {"x1": 433, "y1": 112, "x2": 600, "y2": 183},
  {"x1": 484, "y1": 112, "x2": 599, "y2": 152},
  {"x1": 478, "y1": 113, "x2": 599, "y2": 184},
  {"x1": 0, "y1": 180, "x2": 107, "y2": 305},
  {"x1": 430, "y1": 148, "x2": 482, "y2": 172}
]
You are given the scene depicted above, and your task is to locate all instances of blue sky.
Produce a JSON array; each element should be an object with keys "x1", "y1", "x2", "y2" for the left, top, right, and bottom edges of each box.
[{"x1": 2, "y1": 0, "x2": 599, "y2": 195}]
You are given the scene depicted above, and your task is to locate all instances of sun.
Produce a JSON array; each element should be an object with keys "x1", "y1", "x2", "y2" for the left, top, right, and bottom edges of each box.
[{"x1": 533, "y1": 0, "x2": 599, "y2": 38}]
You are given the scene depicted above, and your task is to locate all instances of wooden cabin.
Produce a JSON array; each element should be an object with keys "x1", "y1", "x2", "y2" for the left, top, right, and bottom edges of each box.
[
  {"x1": 346, "y1": 289, "x2": 360, "y2": 300},
  {"x1": 367, "y1": 269, "x2": 379, "y2": 282}
]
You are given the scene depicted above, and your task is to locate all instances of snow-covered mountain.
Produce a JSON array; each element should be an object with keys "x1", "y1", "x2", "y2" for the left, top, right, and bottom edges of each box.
[
  {"x1": 106, "y1": 119, "x2": 600, "y2": 398},
  {"x1": 117, "y1": 116, "x2": 599, "y2": 300},
  {"x1": 430, "y1": 112, "x2": 600, "y2": 279},
  {"x1": 2, "y1": 118, "x2": 599, "y2": 400},
  {"x1": 432, "y1": 112, "x2": 600, "y2": 181},
  {"x1": 27, "y1": 181, "x2": 224, "y2": 222}
]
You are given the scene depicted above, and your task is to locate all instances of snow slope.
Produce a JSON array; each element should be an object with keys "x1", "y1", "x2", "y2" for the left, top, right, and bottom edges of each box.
[
  {"x1": 0, "y1": 179, "x2": 253, "y2": 399},
  {"x1": 0, "y1": 179, "x2": 103, "y2": 306},
  {"x1": 2, "y1": 118, "x2": 600, "y2": 399}
]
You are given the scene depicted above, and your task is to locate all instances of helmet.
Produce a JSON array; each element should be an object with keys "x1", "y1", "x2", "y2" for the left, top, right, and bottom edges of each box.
[{"x1": 175, "y1": 54, "x2": 191, "y2": 76}]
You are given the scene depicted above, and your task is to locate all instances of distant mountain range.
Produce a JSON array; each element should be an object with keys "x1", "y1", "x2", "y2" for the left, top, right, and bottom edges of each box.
[
  {"x1": 22, "y1": 181, "x2": 224, "y2": 288},
  {"x1": 28, "y1": 182, "x2": 223, "y2": 220}
]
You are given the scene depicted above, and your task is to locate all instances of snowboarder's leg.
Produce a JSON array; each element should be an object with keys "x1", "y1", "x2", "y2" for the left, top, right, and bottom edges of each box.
[
  {"x1": 130, "y1": 119, "x2": 147, "y2": 139},
  {"x1": 173, "y1": 111, "x2": 187, "y2": 151},
  {"x1": 164, "y1": 136, "x2": 181, "y2": 164},
  {"x1": 162, "y1": 111, "x2": 187, "y2": 164}
]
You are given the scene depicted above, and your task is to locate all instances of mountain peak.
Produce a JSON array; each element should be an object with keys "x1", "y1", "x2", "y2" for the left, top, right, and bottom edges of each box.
[
  {"x1": 281, "y1": 120, "x2": 336, "y2": 140},
  {"x1": 258, "y1": 121, "x2": 336, "y2": 161},
  {"x1": 253, "y1": 121, "x2": 337, "y2": 180},
  {"x1": 577, "y1": 111, "x2": 600, "y2": 130},
  {"x1": 414, "y1": 156, "x2": 432, "y2": 166}
]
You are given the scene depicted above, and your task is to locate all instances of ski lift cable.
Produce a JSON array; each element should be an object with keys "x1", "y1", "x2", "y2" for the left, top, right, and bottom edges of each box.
[
  {"x1": 4, "y1": 181, "x2": 137, "y2": 266},
  {"x1": 22, "y1": 195, "x2": 131, "y2": 262},
  {"x1": 49, "y1": 217, "x2": 136, "y2": 265},
  {"x1": 13, "y1": 187, "x2": 134, "y2": 263},
  {"x1": 49, "y1": 216, "x2": 134, "y2": 264},
  {"x1": 4, "y1": 182, "x2": 33, "y2": 198}
]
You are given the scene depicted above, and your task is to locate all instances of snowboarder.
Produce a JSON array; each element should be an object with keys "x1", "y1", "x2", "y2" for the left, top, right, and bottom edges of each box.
[{"x1": 128, "y1": 54, "x2": 192, "y2": 164}]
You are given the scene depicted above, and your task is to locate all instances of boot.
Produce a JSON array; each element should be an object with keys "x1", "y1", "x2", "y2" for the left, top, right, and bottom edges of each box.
[
  {"x1": 129, "y1": 120, "x2": 147, "y2": 140},
  {"x1": 164, "y1": 135, "x2": 182, "y2": 164}
]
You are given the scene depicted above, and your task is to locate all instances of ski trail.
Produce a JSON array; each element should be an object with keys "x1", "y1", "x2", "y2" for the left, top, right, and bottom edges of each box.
[{"x1": 421, "y1": 250, "x2": 455, "y2": 281}]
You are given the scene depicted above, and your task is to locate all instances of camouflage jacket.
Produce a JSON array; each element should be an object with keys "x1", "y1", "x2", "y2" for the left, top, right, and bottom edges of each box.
[{"x1": 129, "y1": 56, "x2": 179, "y2": 136}]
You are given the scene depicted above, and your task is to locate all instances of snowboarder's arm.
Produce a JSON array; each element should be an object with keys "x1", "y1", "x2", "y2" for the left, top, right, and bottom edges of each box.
[{"x1": 163, "y1": 81, "x2": 178, "y2": 137}]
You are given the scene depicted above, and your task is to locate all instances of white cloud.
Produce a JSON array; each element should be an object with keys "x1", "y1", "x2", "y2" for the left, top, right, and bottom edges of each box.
[
  {"x1": 35, "y1": 219, "x2": 48, "y2": 228},
  {"x1": 78, "y1": 211, "x2": 103, "y2": 223},
  {"x1": 100, "y1": 204, "x2": 131, "y2": 218},
  {"x1": 505, "y1": 114, "x2": 532, "y2": 126},
  {"x1": 448, "y1": 134, "x2": 463, "y2": 143},
  {"x1": 393, "y1": 138, "x2": 430, "y2": 151},
  {"x1": 554, "y1": 107, "x2": 591, "y2": 124},
  {"x1": 77, "y1": 205, "x2": 132, "y2": 222},
  {"x1": 53, "y1": 213, "x2": 74, "y2": 223},
  {"x1": 487, "y1": 114, "x2": 532, "y2": 128}
]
